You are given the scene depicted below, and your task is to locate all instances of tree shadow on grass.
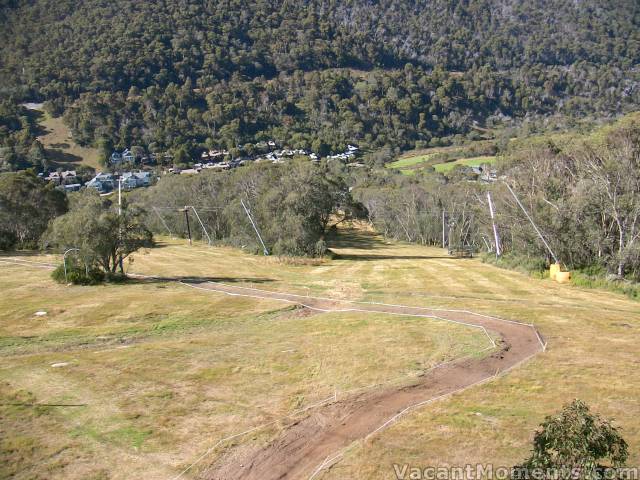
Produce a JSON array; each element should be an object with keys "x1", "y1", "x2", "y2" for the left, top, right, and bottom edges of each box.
[
  {"x1": 45, "y1": 148, "x2": 84, "y2": 164},
  {"x1": 326, "y1": 228, "x2": 388, "y2": 250},
  {"x1": 330, "y1": 253, "x2": 468, "y2": 261},
  {"x1": 128, "y1": 275, "x2": 275, "y2": 285}
]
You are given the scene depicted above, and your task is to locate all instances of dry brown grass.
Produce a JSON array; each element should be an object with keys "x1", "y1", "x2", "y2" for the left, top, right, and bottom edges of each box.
[
  {"x1": 36, "y1": 112, "x2": 101, "y2": 170},
  {"x1": 0, "y1": 236, "x2": 488, "y2": 479},
  {"x1": 2, "y1": 228, "x2": 639, "y2": 478}
]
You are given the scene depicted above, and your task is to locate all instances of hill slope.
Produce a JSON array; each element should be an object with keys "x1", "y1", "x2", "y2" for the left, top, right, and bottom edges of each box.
[{"x1": 0, "y1": 0, "x2": 639, "y2": 167}]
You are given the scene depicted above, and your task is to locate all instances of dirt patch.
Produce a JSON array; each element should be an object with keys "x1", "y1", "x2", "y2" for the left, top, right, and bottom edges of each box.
[{"x1": 277, "y1": 305, "x2": 320, "y2": 320}]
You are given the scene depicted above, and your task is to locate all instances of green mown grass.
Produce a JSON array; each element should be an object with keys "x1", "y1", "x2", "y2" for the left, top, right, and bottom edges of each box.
[
  {"x1": 433, "y1": 155, "x2": 497, "y2": 173},
  {"x1": 386, "y1": 154, "x2": 436, "y2": 170}
]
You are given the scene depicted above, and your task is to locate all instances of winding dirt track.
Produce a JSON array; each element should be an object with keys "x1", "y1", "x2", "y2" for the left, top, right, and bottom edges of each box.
[
  {"x1": 181, "y1": 281, "x2": 545, "y2": 480},
  {"x1": 0, "y1": 258, "x2": 545, "y2": 479}
]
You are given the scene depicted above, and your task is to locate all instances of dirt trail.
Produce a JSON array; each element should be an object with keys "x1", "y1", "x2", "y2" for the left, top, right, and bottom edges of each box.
[
  {"x1": 0, "y1": 257, "x2": 545, "y2": 479},
  {"x1": 183, "y1": 281, "x2": 545, "y2": 480}
]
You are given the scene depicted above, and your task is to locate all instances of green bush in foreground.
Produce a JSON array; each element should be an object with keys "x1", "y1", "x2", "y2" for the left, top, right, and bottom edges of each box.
[
  {"x1": 51, "y1": 264, "x2": 127, "y2": 285},
  {"x1": 516, "y1": 399, "x2": 628, "y2": 478}
]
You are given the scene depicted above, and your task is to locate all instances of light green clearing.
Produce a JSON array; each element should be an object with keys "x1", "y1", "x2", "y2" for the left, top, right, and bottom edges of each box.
[
  {"x1": 433, "y1": 155, "x2": 496, "y2": 173},
  {"x1": 386, "y1": 154, "x2": 436, "y2": 169}
]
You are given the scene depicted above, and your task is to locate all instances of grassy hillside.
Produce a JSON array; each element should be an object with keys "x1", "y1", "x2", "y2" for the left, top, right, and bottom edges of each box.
[
  {"x1": 1, "y1": 0, "x2": 638, "y2": 165},
  {"x1": 433, "y1": 155, "x2": 496, "y2": 173},
  {"x1": 36, "y1": 111, "x2": 101, "y2": 170},
  {"x1": 1, "y1": 227, "x2": 640, "y2": 478},
  {"x1": 386, "y1": 142, "x2": 497, "y2": 175},
  {"x1": 0, "y1": 234, "x2": 489, "y2": 479}
]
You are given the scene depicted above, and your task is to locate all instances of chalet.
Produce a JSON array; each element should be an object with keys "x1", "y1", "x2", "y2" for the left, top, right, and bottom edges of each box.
[
  {"x1": 46, "y1": 171, "x2": 60, "y2": 182},
  {"x1": 122, "y1": 149, "x2": 135, "y2": 163},
  {"x1": 86, "y1": 172, "x2": 115, "y2": 193},
  {"x1": 46, "y1": 170, "x2": 78, "y2": 184},
  {"x1": 208, "y1": 149, "x2": 229, "y2": 160},
  {"x1": 121, "y1": 171, "x2": 153, "y2": 190},
  {"x1": 110, "y1": 152, "x2": 123, "y2": 164},
  {"x1": 61, "y1": 170, "x2": 78, "y2": 184}
]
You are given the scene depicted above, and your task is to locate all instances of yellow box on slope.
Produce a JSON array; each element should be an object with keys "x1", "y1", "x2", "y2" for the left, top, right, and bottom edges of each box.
[
  {"x1": 549, "y1": 263, "x2": 561, "y2": 280},
  {"x1": 556, "y1": 271, "x2": 572, "y2": 283}
]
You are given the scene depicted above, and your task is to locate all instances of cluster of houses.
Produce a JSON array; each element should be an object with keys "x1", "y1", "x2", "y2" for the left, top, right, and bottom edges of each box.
[
  {"x1": 41, "y1": 169, "x2": 154, "y2": 194},
  {"x1": 170, "y1": 159, "x2": 247, "y2": 175},
  {"x1": 200, "y1": 149, "x2": 230, "y2": 161},
  {"x1": 259, "y1": 148, "x2": 317, "y2": 163},
  {"x1": 167, "y1": 142, "x2": 361, "y2": 175},
  {"x1": 106, "y1": 139, "x2": 362, "y2": 173},
  {"x1": 43, "y1": 170, "x2": 82, "y2": 192},
  {"x1": 326, "y1": 145, "x2": 359, "y2": 161},
  {"x1": 85, "y1": 171, "x2": 153, "y2": 193}
]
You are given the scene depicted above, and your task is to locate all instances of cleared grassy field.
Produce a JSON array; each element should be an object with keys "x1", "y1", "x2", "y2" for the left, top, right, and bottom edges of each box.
[
  {"x1": 36, "y1": 112, "x2": 101, "y2": 170},
  {"x1": 2, "y1": 228, "x2": 639, "y2": 478},
  {"x1": 386, "y1": 142, "x2": 497, "y2": 175},
  {"x1": 386, "y1": 154, "x2": 437, "y2": 170},
  {"x1": 433, "y1": 155, "x2": 496, "y2": 173}
]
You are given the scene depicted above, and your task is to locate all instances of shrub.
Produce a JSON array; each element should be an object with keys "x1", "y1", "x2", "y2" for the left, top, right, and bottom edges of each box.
[
  {"x1": 313, "y1": 239, "x2": 328, "y2": 257},
  {"x1": 51, "y1": 263, "x2": 105, "y2": 285},
  {"x1": 481, "y1": 252, "x2": 547, "y2": 277},
  {"x1": 515, "y1": 399, "x2": 628, "y2": 476}
]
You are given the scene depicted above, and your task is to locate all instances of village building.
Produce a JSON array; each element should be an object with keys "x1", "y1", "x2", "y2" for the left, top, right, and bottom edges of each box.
[
  {"x1": 86, "y1": 172, "x2": 115, "y2": 193},
  {"x1": 121, "y1": 171, "x2": 153, "y2": 190}
]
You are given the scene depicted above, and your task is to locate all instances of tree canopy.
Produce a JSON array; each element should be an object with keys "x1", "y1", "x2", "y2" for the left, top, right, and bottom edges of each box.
[
  {"x1": 0, "y1": 170, "x2": 67, "y2": 249},
  {"x1": 45, "y1": 192, "x2": 153, "y2": 273},
  {"x1": 0, "y1": 0, "x2": 638, "y2": 167},
  {"x1": 138, "y1": 160, "x2": 352, "y2": 256}
]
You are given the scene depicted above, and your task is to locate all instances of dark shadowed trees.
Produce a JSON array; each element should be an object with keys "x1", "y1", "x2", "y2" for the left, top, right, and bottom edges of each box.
[{"x1": 0, "y1": 170, "x2": 68, "y2": 250}]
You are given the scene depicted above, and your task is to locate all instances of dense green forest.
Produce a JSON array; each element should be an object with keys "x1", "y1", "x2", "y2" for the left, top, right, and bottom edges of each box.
[{"x1": 0, "y1": 0, "x2": 639, "y2": 170}]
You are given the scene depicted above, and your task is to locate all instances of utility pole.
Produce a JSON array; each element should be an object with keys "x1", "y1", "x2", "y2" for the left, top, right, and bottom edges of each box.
[
  {"x1": 118, "y1": 176, "x2": 122, "y2": 216},
  {"x1": 504, "y1": 182, "x2": 558, "y2": 264},
  {"x1": 118, "y1": 176, "x2": 123, "y2": 272},
  {"x1": 182, "y1": 207, "x2": 192, "y2": 246},
  {"x1": 241, "y1": 199, "x2": 269, "y2": 255},
  {"x1": 487, "y1": 192, "x2": 502, "y2": 257},
  {"x1": 442, "y1": 209, "x2": 446, "y2": 249}
]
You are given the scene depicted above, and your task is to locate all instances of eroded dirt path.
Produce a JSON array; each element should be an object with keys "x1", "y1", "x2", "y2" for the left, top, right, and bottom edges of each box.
[{"x1": 182, "y1": 281, "x2": 545, "y2": 480}]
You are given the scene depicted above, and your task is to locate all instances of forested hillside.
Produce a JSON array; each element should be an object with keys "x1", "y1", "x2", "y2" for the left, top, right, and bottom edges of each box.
[{"x1": 1, "y1": 0, "x2": 639, "y2": 169}]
